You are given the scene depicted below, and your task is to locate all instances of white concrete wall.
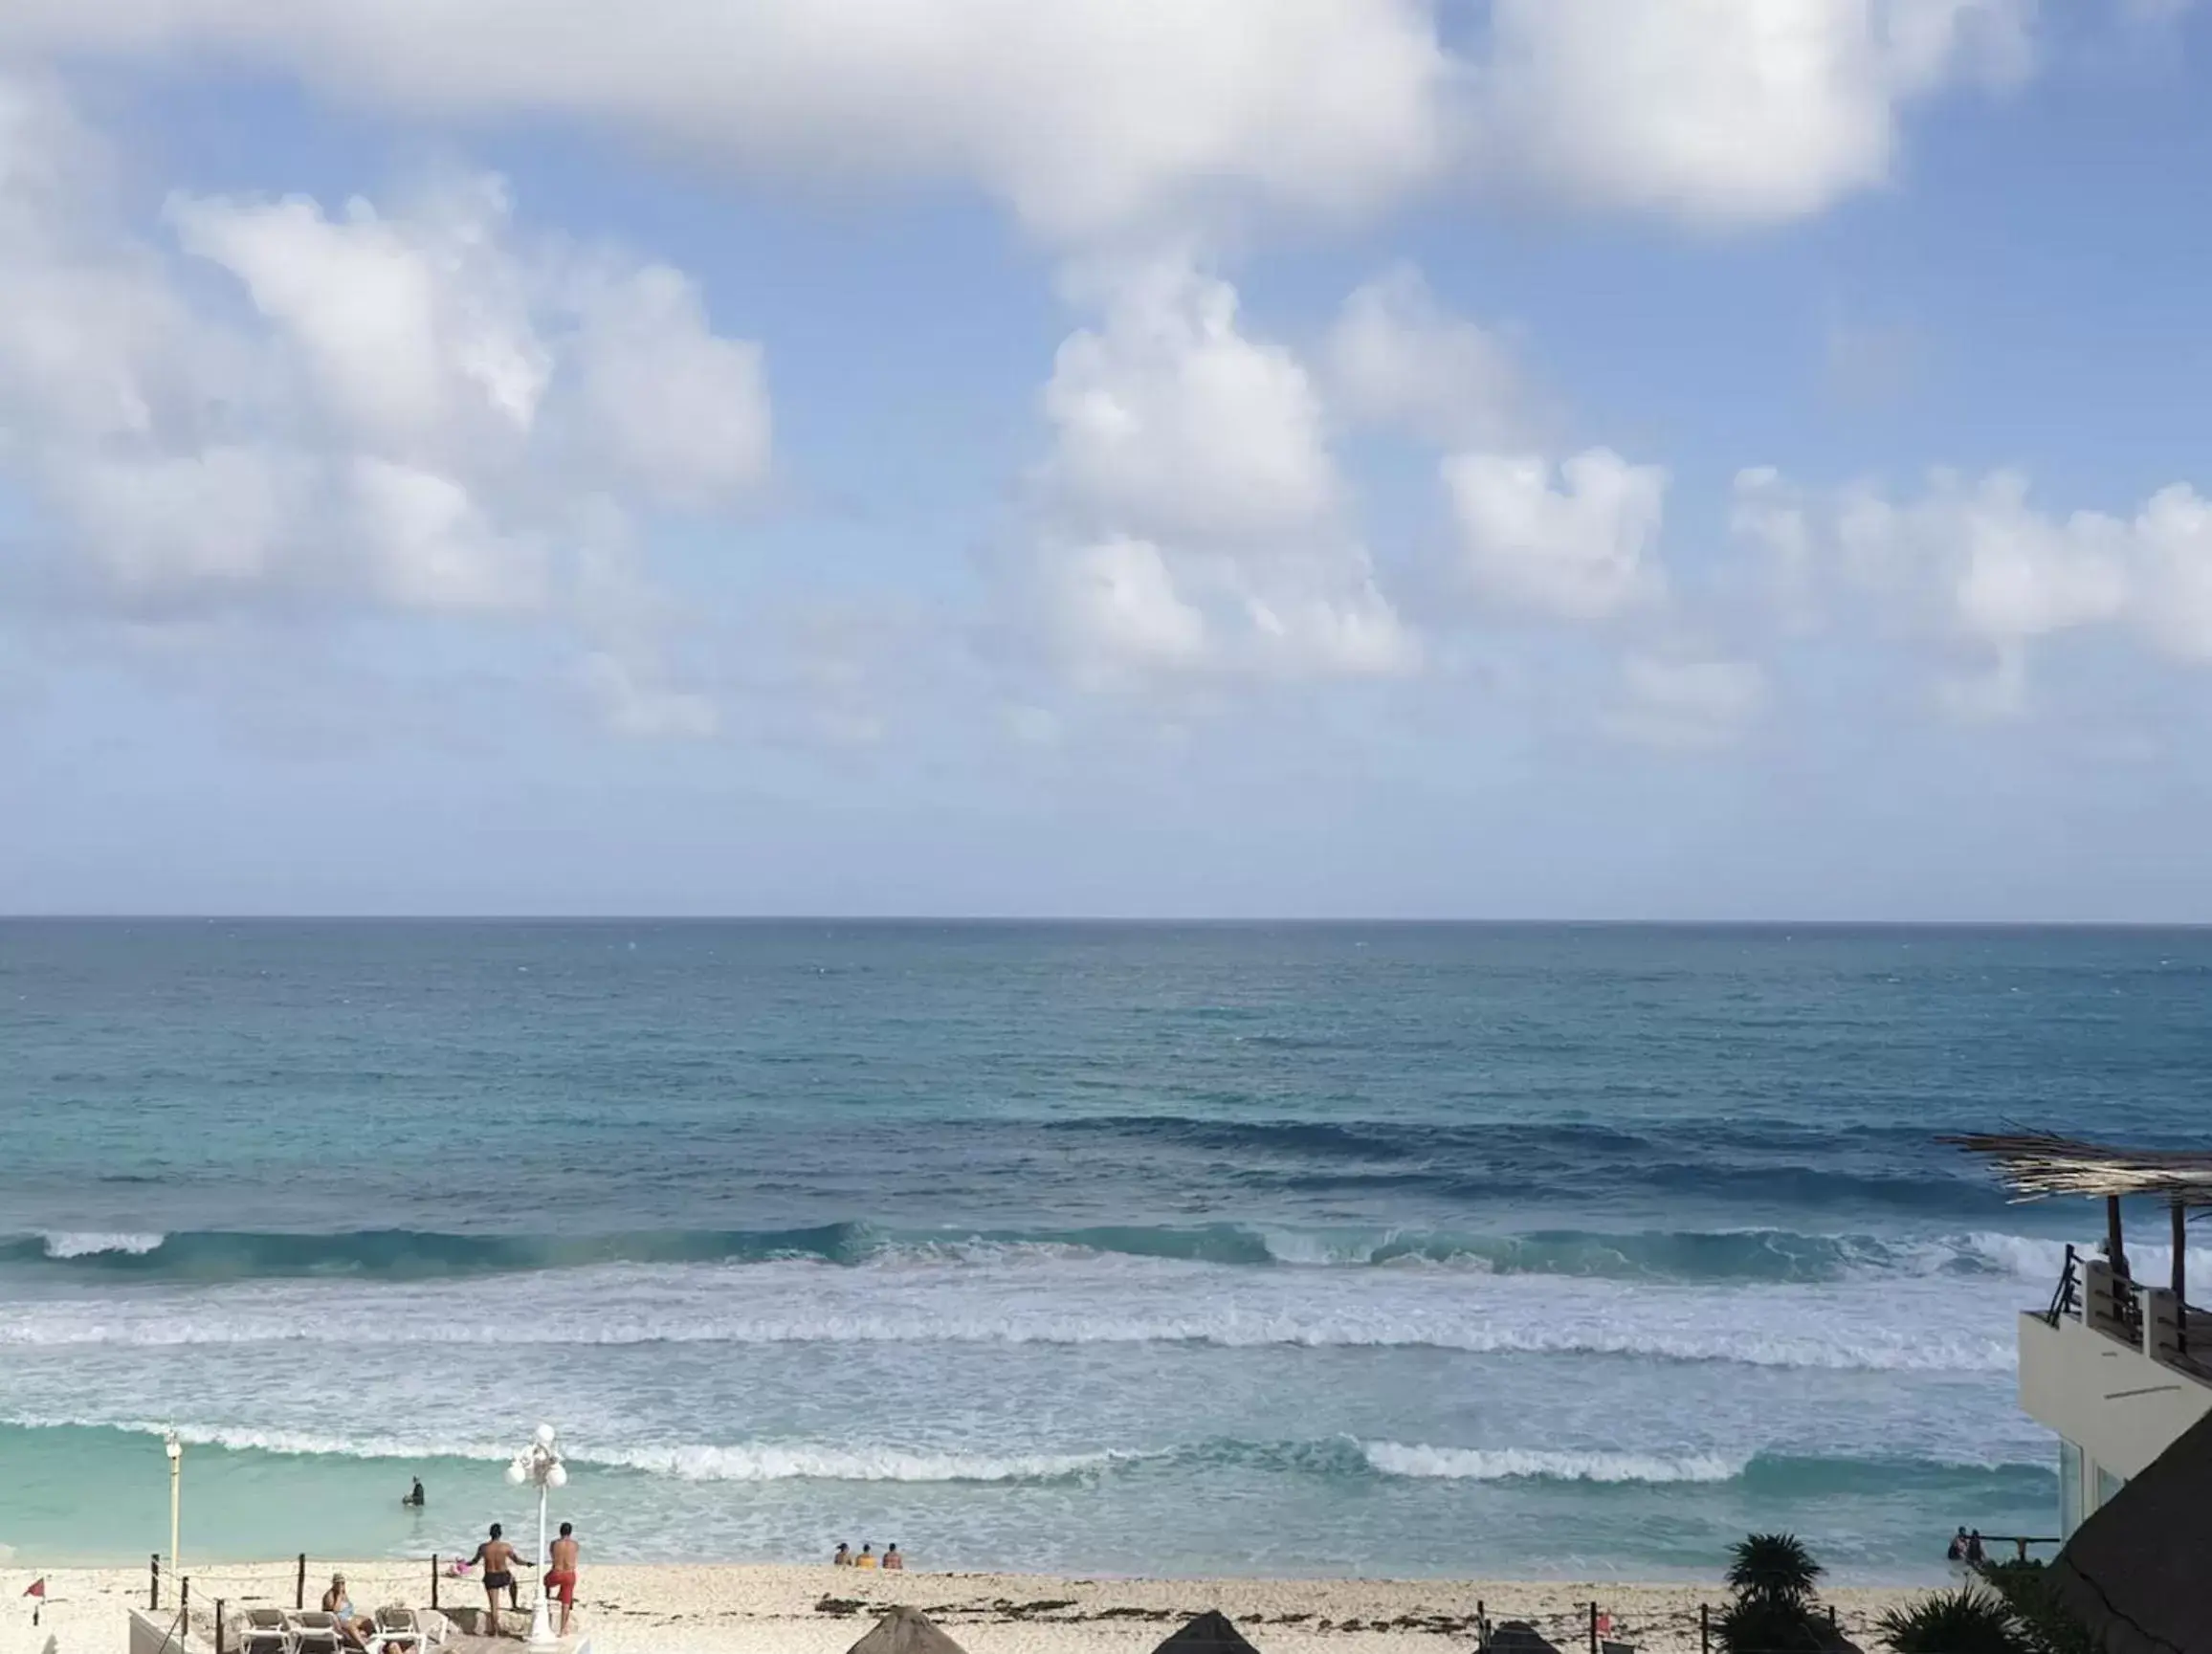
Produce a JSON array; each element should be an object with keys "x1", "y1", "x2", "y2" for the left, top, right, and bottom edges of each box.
[
  {"x1": 2018, "y1": 1311, "x2": 2212, "y2": 1480},
  {"x1": 126, "y1": 1609, "x2": 203, "y2": 1654}
]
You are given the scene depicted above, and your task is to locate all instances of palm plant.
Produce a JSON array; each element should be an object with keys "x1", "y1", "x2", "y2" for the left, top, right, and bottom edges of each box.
[
  {"x1": 1876, "y1": 1588, "x2": 2029, "y2": 1654},
  {"x1": 1715, "y1": 1533, "x2": 1831, "y2": 1654},
  {"x1": 1727, "y1": 1533, "x2": 1825, "y2": 1609}
]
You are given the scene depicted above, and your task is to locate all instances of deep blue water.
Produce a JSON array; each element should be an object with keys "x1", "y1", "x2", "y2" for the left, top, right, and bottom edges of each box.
[{"x1": 3, "y1": 921, "x2": 2206, "y2": 1579}]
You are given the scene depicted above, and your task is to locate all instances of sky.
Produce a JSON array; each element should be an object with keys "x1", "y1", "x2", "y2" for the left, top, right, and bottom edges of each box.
[{"x1": 5, "y1": 1, "x2": 2212, "y2": 919}]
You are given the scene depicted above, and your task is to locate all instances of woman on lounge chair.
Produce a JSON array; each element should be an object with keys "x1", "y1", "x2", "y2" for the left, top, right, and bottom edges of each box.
[{"x1": 322, "y1": 1576, "x2": 378, "y2": 1649}]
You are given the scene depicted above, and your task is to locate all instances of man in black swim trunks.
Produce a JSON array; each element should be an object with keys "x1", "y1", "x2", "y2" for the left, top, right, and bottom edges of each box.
[{"x1": 471, "y1": 1523, "x2": 529, "y2": 1633}]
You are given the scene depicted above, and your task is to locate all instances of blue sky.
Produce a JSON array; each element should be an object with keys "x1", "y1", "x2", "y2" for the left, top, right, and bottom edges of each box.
[{"x1": 4, "y1": 1, "x2": 2212, "y2": 918}]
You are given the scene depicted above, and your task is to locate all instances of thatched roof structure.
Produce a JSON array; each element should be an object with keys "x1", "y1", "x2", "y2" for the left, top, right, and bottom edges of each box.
[
  {"x1": 1483, "y1": 1622, "x2": 1563, "y2": 1654},
  {"x1": 1942, "y1": 1132, "x2": 2212, "y2": 1206},
  {"x1": 846, "y1": 1606, "x2": 971, "y2": 1654},
  {"x1": 1153, "y1": 1610, "x2": 1263, "y2": 1652}
]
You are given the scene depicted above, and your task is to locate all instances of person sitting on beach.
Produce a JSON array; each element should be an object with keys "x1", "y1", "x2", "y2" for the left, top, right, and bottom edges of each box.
[
  {"x1": 1946, "y1": 1527, "x2": 1968, "y2": 1563},
  {"x1": 832, "y1": 1543, "x2": 852, "y2": 1567},
  {"x1": 403, "y1": 1476, "x2": 426, "y2": 1509},
  {"x1": 544, "y1": 1520, "x2": 581, "y2": 1638},
  {"x1": 472, "y1": 1522, "x2": 530, "y2": 1631},
  {"x1": 321, "y1": 1575, "x2": 378, "y2": 1649},
  {"x1": 855, "y1": 1544, "x2": 878, "y2": 1569},
  {"x1": 882, "y1": 1544, "x2": 903, "y2": 1571}
]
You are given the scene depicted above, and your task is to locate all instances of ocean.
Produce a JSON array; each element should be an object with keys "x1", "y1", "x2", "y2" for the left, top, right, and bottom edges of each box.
[{"x1": 2, "y1": 920, "x2": 2206, "y2": 1583}]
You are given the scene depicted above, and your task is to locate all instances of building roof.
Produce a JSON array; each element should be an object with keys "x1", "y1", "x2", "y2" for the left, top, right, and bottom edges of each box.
[
  {"x1": 846, "y1": 1606, "x2": 971, "y2": 1654},
  {"x1": 2046, "y1": 1404, "x2": 2212, "y2": 1654},
  {"x1": 1942, "y1": 1132, "x2": 2212, "y2": 1205},
  {"x1": 1152, "y1": 1610, "x2": 1264, "y2": 1652}
]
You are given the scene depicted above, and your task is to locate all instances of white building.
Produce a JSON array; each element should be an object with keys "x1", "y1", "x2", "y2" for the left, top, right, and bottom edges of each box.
[{"x1": 1953, "y1": 1134, "x2": 2212, "y2": 1541}]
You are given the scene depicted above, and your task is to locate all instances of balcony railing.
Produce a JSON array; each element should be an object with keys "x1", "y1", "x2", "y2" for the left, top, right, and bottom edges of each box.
[{"x1": 2043, "y1": 1244, "x2": 2212, "y2": 1383}]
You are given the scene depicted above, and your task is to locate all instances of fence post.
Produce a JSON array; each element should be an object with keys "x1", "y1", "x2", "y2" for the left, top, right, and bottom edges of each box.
[
  {"x1": 1700, "y1": 1601, "x2": 1710, "y2": 1654},
  {"x1": 215, "y1": 1598, "x2": 226, "y2": 1654},
  {"x1": 1589, "y1": 1600, "x2": 1599, "y2": 1654},
  {"x1": 297, "y1": 1553, "x2": 307, "y2": 1610},
  {"x1": 182, "y1": 1576, "x2": 190, "y2": 1621},
  {"x1": 1476, "y1": 1599, "x2": 1486, "y2": 1649},
  {"x1": 150, "y1": 1553, "x2": 161, "y2": 1611},
  {"x1": 432, "y1": 1555, "x2": 441, "y2": 1612}
]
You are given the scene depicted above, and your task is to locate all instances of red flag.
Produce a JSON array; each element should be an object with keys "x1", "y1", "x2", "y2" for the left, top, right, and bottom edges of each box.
[{"x1": 22, "y1": 1581, "x2": 43, "y2": 1599}]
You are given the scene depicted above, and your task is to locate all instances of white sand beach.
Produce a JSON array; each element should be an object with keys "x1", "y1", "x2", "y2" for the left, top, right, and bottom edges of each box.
[{"x1": 0, "y1": 1561, "x2": 1928, "y2": 1654}]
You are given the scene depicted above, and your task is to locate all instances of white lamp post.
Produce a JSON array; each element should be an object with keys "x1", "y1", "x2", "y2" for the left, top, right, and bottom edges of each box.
[
  {"x1": 503, "y1": 1423, "x2": 567, "y2": 1649},
  {"x1": 164, "y1": 1429, "x2": 183, "y2": 1591}
]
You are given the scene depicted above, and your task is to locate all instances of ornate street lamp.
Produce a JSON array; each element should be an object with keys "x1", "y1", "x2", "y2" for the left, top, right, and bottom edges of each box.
[{"x1": 504, "y1": 1424, "x2": 567, "y2": 1649}]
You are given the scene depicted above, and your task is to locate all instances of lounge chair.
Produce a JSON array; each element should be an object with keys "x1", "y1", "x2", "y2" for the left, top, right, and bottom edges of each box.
[
  {"x1": 286, "y1": 1610, "x2": 343, "y2": 1654},
  {"x1": 364, "y1": 1606, "x2": 423, "y2": 1653},
  {"x1": 236, "y1": 1606, "x2": 296, "y2": 1654}
]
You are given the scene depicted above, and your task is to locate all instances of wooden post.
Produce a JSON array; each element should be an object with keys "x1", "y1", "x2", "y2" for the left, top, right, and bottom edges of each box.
[
  {"x1": 150, "y1": 1554, "x2": 161, "y2": 1611},
  {"x1": 182, "y1": 1577, "x2": 190, "y2": 1619},
  {"x1": 1700, "y1": 1602, "x2": 1710, "y2": 1654},
  {"x1": 1589, "y1": 1599, "x2": 1600, "y2": 1654},
  {"x1": 432, "y1": 1555, "x2": 441, "y2": 1612},
  {"x1": 215, "y1": 1599, "x2": 226, "y2": 1654},
  {"x1": 2109, "y1": 1196, "x2": 2127, "y2": 1275},
  {"x1": 297, "y1": 1553, "x2": 307, "y2": 1610},
  {"x1": 2174, "y1": 1201, "x2": 2189, "y2": 1351}
]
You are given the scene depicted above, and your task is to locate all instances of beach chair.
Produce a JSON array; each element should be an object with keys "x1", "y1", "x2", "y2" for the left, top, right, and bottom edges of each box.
[
  {"x1": 286, "y1": 1610, "x2": 343, "y2": 1654},
  {"x1": 236, "y1": 1606, "x2": 296, "y2": 1654},
  {"x1": 364, "y1": 1606, "x2": 423, "y2": 1653}
]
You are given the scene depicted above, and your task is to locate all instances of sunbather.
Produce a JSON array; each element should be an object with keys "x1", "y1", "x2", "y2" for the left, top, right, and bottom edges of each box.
[{"x1": 321, "y1": 1575, "x2": 377, "y2": 1648}]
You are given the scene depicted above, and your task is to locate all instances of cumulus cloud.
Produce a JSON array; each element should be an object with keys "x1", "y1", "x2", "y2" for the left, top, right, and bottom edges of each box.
[
  {"x1": 0, "y1": 73, "x2": 768, "y2": 733},
  {"x1": 1443, "y1": 449, "x2": 1669, "y2": 622},
  {"x1": 1032, "y1": 257, "x2": 1418, "y2": 686},
  {"x1": 0, "y1": 0, "x2": 1452, "y2": 246},
  {"x1": 0, "y1": 0, "x2": 2042, "y2": 240},
  {"x1": 1734, "y1": 466, "x2": 2212, "y2": 716},
  {"x1": 1043, "y1": 261, "x2": 1338, "y2": 543},
  {"x1": 1479, "y1": 0, "x2": 2033, "y2": 224},
  {"x1": 1325, "y1": 264, "x2": 1533, "y2": 448}
]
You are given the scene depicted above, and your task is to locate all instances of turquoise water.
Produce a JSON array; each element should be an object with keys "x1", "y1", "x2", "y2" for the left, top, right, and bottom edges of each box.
[{"x1": 4, "y1": 920, "x2": 2207, "y2": 1580}]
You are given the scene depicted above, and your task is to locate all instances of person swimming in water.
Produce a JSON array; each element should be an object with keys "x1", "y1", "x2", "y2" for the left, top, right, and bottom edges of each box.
[{"x1": 402, "y1": 1476, "x2": 425, "y2": 1509}]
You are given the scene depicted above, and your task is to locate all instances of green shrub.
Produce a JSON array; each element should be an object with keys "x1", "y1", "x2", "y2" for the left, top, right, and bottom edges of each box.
[{"x1": 1875, "y1": 1587, "x2": 2028, "y2": 1654}]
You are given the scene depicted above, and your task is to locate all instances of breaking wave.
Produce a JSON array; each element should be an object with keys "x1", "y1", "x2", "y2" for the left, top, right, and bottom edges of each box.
[{"x1": 0, "y1": 1222, "x2": 2142, "y2": 1287}]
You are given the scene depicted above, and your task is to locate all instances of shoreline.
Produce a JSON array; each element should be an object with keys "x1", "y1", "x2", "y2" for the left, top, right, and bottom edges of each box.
[{"x1": 0, "y1": 1561, "x2": 1931, "y2": 1653}]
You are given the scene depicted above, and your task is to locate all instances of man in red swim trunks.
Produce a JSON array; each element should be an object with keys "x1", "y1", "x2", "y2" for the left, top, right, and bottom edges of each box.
[{"x1": 544, "y1": 1521, "x2": 581, "y2": 1637}]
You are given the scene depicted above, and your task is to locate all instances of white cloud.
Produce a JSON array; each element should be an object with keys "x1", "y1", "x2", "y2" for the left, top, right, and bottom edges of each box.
[
  {"x1": 1032, "y1": 257, "x2": 1418, "y2": 687},
  {"x1": 566, "y1": 264, "x2": 772, "y2": 507},
  {"x1": 0, "y1": 72, "x2": 765, "y2": 735},
  {"x1": 1605, "y1": 652, "x2": 1768, "y2": 749},
  {"x1": 347, "y1": 456, "x2": 543, "y2": 612},
  {"x1": 0, "y1": 1, "x2": 2044, "y2": 240},
  {"x1": 1051, "y1": 537, "x2": 1210, "y2": 683},
  {"x1": 1443, "y1": 448, "x2": 1668, "y2": 622},
  {"x1": 1734, "y1": 466, "x2": 2212, "y2": 717},
  {"x1": 1326, "y1": 264, "x2": 1531, "y2": 448},
  {"x1": 166, "y1": 182, "x2": 549, "y2": 448},
  {"x1": 0, "y1": 0, "x2": 1452, "y2": 246},
  {"x1": 1043, "y1": 260, "x2": 1338, "y2": 543},
  {"x1": 1480, "y1": 0, "x2": 2033, "y2": 224}
]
